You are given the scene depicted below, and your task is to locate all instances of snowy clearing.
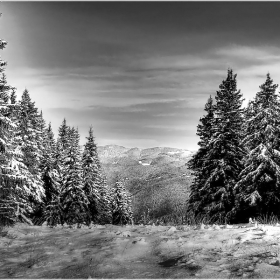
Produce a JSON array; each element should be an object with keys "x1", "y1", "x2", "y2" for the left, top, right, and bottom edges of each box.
[{"x1": 2, "y1": 223, "x2": 280, "y2": 278}]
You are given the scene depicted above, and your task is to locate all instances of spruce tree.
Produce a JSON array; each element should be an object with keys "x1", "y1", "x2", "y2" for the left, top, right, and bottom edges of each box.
[
  {"x1": 187, "y1": 96, "x2": 215, "y2": 216},
  {"x1": 17, "y1": 89, "x2": 45, "y2": 212},
  {"x1": 112, "y1": 177, "x2": 133, "y2": 225},
  {"x1": 57, "y1": 118, "x2": 70, "y2": 151},
  {"x1": 60, "y1": 127, "x2": 90, "y2": 225},
  {"x1": 82, "y1": 126, "x2": 102, "y2": 223},
  {"x1": 41, "y1": 123, "x2": 59, "y2": 203},
  {"x1": 45, "y1": 118, "x2": 72, "y2": 226},
  {"x1": 10, "y1": 88, "x2": 17, "y2": 105},
  {"x1": 234, "y1": 74, "x2": 280, "y2": 221},
  {"x1": 98, "y1": 174, "x2": 113, "y2": 224},
  {"x1": 0, "y1": 37, "x2": 19, "y2": 226},
  {"x1": 56, "y1": 118, "x2": 70, "y2": 184},
  {"x1": 36, "y1": 123, "x2": 60, "y2": 225},
  {"x1": 193, "y1": 69, "x2": 245, "y2": 223},
  {"x1": 0, "y1": 31, "x2": 30, "y2": 225}
]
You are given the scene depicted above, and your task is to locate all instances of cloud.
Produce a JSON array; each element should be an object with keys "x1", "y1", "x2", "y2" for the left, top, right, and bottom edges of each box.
[{"x1": 5, "y1": 1, "x2": 280, "y2": 151}]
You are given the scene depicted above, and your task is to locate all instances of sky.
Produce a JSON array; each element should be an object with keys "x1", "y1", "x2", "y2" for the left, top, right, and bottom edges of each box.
[{"x1": 2, "y1": 2, "x2": 280, "y2": 150}]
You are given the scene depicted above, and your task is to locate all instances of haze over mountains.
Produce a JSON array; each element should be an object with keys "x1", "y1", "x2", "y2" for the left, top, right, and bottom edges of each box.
[{"x1": 98, "y1": 145, "x2": 195, "y2": 222}]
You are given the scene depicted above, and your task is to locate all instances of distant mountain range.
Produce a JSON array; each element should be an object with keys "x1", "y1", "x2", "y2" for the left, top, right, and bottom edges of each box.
[
  {"x1": 97, "y1": 145, "x2": 196, "y2": 222},
  {"x1": 98, "y1": 145, "x2": 195, "y2": 165}
]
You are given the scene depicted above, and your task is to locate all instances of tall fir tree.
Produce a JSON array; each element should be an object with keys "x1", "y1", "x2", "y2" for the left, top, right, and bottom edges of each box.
[
  {"x1": 41, "y1": 123, "x2": 59, "y2": 203},
  {"x1": 0, "y1": 36, "x2": 19, "y2": 226},
  {"x1": 0, "y1": 28, "x2": 32, "y2": 225},
  {"x1": 60, "y1": 127, "x2": 90, "y2": 225},
  {"x1": 187, "y1": 96, "x2": 215, "y2": 216},
  {"x1": 234, "y1": 74, "x2": 280, "y2": 221},
  {"x1": 56, "y1": 118, "x2": 70, "y2": 184},
  {"x1": 35, "y1": 123, "x2": 60, "y2": 225},
  {"x1": 82, "y1": 126, "x2": 103, "y2": 223},
  {"x1": 112, "y1": 177, "x2": 133, "y2": 225},
  {"x1": 57, "y1": 118, "x2": 70, "y2": 151},
  {"x1": 192, "y1": 69, "x2": 245, "y2": 223},
  {"x1": 17, "y1": 89, "x2": 45, "y2": 212},
  {"x1": 98, "y1": 174, "x2": 113, "y2": 224}
]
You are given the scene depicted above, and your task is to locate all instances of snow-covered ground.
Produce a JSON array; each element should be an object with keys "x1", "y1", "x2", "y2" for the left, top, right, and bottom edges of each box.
[
  {"x1": 2, "y1": 223, "x2": 280, "y2": 278},
  {"x1": 138, "y1": 160, "x2": 150, "y2": 166},
  {"x1": 167, "y1": 151, "x2": 181, "y2": 155}
]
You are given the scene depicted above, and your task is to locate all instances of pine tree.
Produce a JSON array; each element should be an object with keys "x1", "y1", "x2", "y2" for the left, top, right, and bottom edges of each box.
[
  {"x1": 56, "y1": 118, "x2": 70, "y2": 185},
  {"x1": 234, "y1": 74, "x2": 280, "y2": 221},
  {"x1": 82, "y1": 126, "x2": 102, "y2": 223},
  {"x1": 44, "y1": 118, "x2": 72, "y2": 227},
  {"x1": 57, "y1": 118, "x2": 70, "y2": 151},
  {"x1": 60, "y1": 127, "x2": 90, "y2": 225},
  {"x1": 34, "y1": 123, "x2": 60, "y2": 225},
  {"x1": 17, "y1": 89, "x2": 45, "y2": 213},
  {"x1": 98, "y1": 174, "x2": 113, "y2": 224},
  {"x1": 10, "y1": 88, "x2": 17, "y2": 105},
  {"x1": 187, "y1": 96, "x2": 215, "y2": 216},
  {"x1": 43, "y1": 197, "x2": 64, "y2": 227},
  {"x1": 112, "y1": 177, "x2": 133, "y2": 225},
  {"x1": 0, "y1": 37, "x2": 19, "y2": 226},
  {"x1": 41, "y1": 123, "x2": 59, "y2": 203},
  {"x1": 193, "y1": 69, "x2": 245, "y2": 223},
  {"x1": 0, "y1": 28, "x2": 32, "y2": 226}
]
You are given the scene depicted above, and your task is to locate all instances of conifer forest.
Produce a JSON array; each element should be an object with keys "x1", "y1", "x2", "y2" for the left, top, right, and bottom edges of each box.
[
  {"x1": 0, "y1": 23, "x2": 133, "y2": 226},
  {"x1": 2, "y1": 10, "x2": 280, "y2": 228}
]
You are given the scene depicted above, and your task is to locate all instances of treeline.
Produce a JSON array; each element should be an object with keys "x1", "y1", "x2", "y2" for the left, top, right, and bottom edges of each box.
[
  {"x1": 0, "y1": 31, "x2": 133, "y2": 227},
  {"x1": 188, "y1": 69, "x2": 280, "y2": 224}
]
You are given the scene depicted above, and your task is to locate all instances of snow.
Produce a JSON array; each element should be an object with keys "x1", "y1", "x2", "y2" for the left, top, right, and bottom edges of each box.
[
  {"x1": 3, "y1": 223, "x2": 280, "y2": 278},
  {"x1": 167, "y1": 151, "x2": 181, "y2": 155},
  {"x1": 167, "y1": 150, "x2": 193, "y2": 157},
  {"x1": 138, "y1": 160, "x2": 150, "y2": 166}
]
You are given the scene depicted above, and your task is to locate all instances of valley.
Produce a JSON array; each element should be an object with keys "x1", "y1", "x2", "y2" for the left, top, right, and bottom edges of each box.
[{"x1": 98, "y1": 145, "x2": 195, "y2": 223}]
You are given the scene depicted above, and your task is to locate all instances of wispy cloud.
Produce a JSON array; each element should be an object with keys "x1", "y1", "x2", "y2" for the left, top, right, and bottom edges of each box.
[{"x1": 3, "y1": 2, "x2": 280, "y2": 149}]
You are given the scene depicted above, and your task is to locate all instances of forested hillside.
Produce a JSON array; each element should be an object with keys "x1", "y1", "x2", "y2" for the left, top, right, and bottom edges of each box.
[{"x1": 98, "y1": 145, "x2": 195, "y2": 224}]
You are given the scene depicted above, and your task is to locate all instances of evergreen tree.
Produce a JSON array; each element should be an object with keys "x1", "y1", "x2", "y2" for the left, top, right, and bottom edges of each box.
[
  {"x1": 10, "y1": 87, "x2": 17, "y2": 105},
  {"x1": 0, "y1": 31, "x2": 30, "y2": 225},
  {"x1": 234, "y1": 74, "x2": 280, "y2": 221},
  {"x1": 57, "y1": 118, "x2": 70, "y2": 151},
  {"x1": 187, "y1": 96, "x2": 215, "y2": 216},
  {"x1": 17, "y1": 89, "x2": 45, "y2": 212},
  {"x1": 112, "y1": 177, "x2": 133, "y2": 225},
  {"x1": 192, "y1": 69, "x2": 245, "y2": 223},
  {"x1": 82, "y1": 126, "x2": 102, "y2": 223},
  {"x1": 34, "y1": 123, "x2": 60, "y2": 225},
  {"x1": 41, "y1": 123, "x2": 59, "y2": 203},
  {"x1": 98, "y1": 174, "x2": 113, "y2": 224},
  {"x1": 43, "y1": 197, "x2": 64, "y2": 227},
  {"x1": 60, "y1": 127, "x2": 90, "y2": 225},
  {"x1": 0, "y1": 37, "x2": 19, "y2": 226},
  {"x1": 56, "y1": 118, "x2": 70, "y2": 184}
]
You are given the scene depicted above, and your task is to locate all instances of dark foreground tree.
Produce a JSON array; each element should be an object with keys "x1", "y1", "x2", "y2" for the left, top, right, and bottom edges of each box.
[
  {"x1": 18, "y1": 90, "x2": 45, "y2": 211},
  {"x1": 233, "y1": 74, "x2": 280, "y2": 221},
  {"x1": 189, "y1": 69, "x2": 245, "y2": 223},
  {"x1": 60, "y1": 127, "x2": 90, "y2": 225},
  {"x1": 0, "y1": 36, "x2": 18, "y2": 226},
  {"x1": 187, "y1": 96, "x2": 215, "y2": 216},
  {"x1": 82, "y1": 126, "x2": 103, "y2": 223}
]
